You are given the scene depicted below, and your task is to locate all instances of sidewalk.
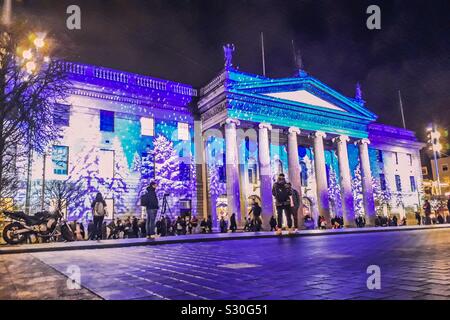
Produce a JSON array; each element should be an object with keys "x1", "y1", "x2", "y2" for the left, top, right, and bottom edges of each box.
[{"x1": 1, "y1": 224, "x2": 449, "y2": 255}]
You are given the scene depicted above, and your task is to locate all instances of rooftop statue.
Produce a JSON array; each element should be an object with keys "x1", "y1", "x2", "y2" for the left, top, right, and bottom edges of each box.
[{"x1": 223, "y1": 43, "x2": 235, "y2": 68}]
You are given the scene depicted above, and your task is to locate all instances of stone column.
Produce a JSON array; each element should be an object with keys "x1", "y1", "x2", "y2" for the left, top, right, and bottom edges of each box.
[
  {"x1": 334, "y1": 135, "x2": 355, "y2": 228},
  {"x1": 356, "y1": 138, "x2": 376, "y2": 226},
  {"x1": 312, "y1": 131, "x2": 331, "y2": 226},
  {"x1": 224, "y1": 118, "x2": 241, "y2": 222},
  {"x1": 194, "y1": 120, "x2": 209, "y2": 220},
  {"x1": 258, "y1": 122, "x2": 274, "y2": 230},
  {"x1": 288, "y1": 127, "x2": 303, "y2": 228}
]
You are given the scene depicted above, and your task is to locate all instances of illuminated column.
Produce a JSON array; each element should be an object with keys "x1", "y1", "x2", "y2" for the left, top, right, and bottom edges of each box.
[
  {"x1": 312, "y1": 131, "x2": 331, "y2": 226},
  {"x1": 224, "y1": 118, "x2": 241, "y2": 221},
  {"x1": 356, "y1": 138, "x2": 376, "y2": 226},
  {"x1": 334, "y1": 135, "x2": 355, "y2": 227},
  {"x1": 258, "y1": 122, "x2": 273, "y2": 230},
  {"x1": 194, "y1": 120, "x2": 209, "y2": 220},
  {"x1": 288, "y1": 127, "x2": 303, "y2": 228}
]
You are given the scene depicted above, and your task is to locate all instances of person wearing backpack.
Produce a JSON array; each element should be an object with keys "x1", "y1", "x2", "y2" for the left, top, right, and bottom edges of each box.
[
  {"x1": 272, "y1": 173, "x2": 293, "y2": 235},
  {"x1": 141, "y1": 181, "x2": 159, "y2": 239},
  {"x1": 91, "y1": 192, "x2": 107, "y2": 240}
]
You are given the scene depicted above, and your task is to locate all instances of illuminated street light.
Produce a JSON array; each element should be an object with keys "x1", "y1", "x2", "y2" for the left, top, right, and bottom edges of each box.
[
  {"x1": 33, "y1": 37, "x2": 45, "y2": 48},
  {"x1": 22, "y1": 48, "x2": 32, "y2": 60}
]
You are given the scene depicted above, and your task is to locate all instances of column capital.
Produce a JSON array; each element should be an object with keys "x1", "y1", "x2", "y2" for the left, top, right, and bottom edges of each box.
[
  {"x1": 332, "y1": 134, "x2": 349, "y2": 143},
  {"x1": 258, "y1": 122, "x2": 272, "y2": 130},
  {"x1": 224, "y1": 118, "x2": 240, "y2": 128},
  {"x1": 288, "y1": 126, "x2": 301, "y2": 135},
  {"x1": 311, "y1": 130, "x2": 327, "y2": 139},
  {"x1": 355, "y1": 138, "x2": 371, "y2": 146}
]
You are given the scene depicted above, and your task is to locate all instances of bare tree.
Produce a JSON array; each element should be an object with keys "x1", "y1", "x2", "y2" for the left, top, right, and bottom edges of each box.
[
  {"x1": 0, "y1": 24, "x2": 69, "y2": 210},
  {"x1": 33, "y1": 179, "x2": 85, "y2": 217}
]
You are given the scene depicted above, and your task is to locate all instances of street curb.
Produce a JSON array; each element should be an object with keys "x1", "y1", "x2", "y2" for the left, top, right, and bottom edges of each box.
[{"x1": 1, "y1": 224, "x2": 449, "y2": 255}]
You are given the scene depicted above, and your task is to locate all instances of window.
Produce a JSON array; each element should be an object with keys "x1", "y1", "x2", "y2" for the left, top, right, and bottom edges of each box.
[
  {"x1": 377, "y1": 150, "x2": 383, "y2": 163},
  {"x1": 410, "y1": 176, "x2": 416, "y2": 192},
  {"x1": 218, "y1": 152, "x2": 226, "y2": 183},
  {"x1": 218, "y1": 166, "x2": 226, "y2": 183},
  {"x1": 179, "y1": 161, "x2": 190, "y2": 181},
  {"x1": 395, "y1": 174, "x2": 402, "y2": 192},
  {"x1": 140, "y1": 117, "x2": 154, "y2": 136},
  {"x1": 300, "y1": 162, "x2": 308, "y2": 186},
  {"x1": 99, "y1": 149, "x2": 114, "y2": 178},
  {"x1": 422, "y1": 167, "x2": 428, "y2": 176},
  {"x1": 379, "y1": 173, "x2": 387, "y2": 191},
  {"x1": 178, "y1": 122, "x2": 189, "y2": 141},
  {"x1": 442, "y1": 164, "x2": 449, "y2": 172},
  {"x1": 407, "y1": 153, "x2": 413, "y2": 166},
  {"x1": 248, "y1": 160, "x2": 257, "y2": 184},
  {"x1": 100, "y1": 110, "x2": 114, "y2": 132},
  {"x1": 394, "y1": 152, "x2": 399, "y2": 165},
  {"x1": 52, "y1": 145, "x2": 69, "y2": 175},
  {"x1": 53, "y1": 104, "x2": 70, "y2": 127}
]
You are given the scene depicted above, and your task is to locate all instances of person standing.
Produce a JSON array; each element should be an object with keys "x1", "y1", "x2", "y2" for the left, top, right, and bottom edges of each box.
[
  {"x1": 423, "y1": 199, "x2": 431, "y2": 225},
  {"x1": 287, "y1": 182, "x2": 300, "y2": 231},
  {"x1": 415, "y1": 211, "x2": 421, "y2": 225},
  {"x1": 272, "y1": 173, "x2": 293, "y2": 235},
  {"x1": 447, "y1": 197, "x2": 450, "y2": 221},
  {"x1": 91, "y1": 192, "x2": 107, "y2": 241},
  {"x1": 229, "y1": 213, "x2": 237, "y2": 232},
  {"x1": 248, "y1": 201, "x2": 262, "y2": 231},
  {"x1": 141, "y1": 181, "x2": 159, "y2": 239},
  {"x1": 269, "y1": 215, "x2": 277, "y2": 231}
]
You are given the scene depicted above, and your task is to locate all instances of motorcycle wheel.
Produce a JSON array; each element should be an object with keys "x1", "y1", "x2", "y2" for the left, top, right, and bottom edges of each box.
[{"x1": 3, "y1": 222, "x2": 28, "y2": 245}]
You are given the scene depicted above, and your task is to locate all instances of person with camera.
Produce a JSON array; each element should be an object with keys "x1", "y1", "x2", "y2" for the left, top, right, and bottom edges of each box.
[{"x1": 141, "y1": 181, "x2": 159, "y2": 239}]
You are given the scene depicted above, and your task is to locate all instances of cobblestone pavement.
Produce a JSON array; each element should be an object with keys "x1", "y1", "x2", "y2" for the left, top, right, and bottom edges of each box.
[
  {"x1": 0, "y1": 254, "x2": 100, "y2": 300},
  {"x1": 2, "y1": 228, "x2": 450, "y2": 300}
]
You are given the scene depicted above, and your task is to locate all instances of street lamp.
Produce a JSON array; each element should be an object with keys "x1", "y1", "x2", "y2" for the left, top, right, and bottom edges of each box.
[
  {"x1": 427, "y1": 124, "x2": 443, "y2": 195},
  {"x1": 17, "y1": 32, "x2": 50, "y2": 214}
]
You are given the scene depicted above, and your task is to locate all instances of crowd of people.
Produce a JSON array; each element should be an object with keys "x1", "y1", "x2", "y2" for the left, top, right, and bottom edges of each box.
[{"x1": 71, "y1": 177, "x2": 450, "y2": 241}]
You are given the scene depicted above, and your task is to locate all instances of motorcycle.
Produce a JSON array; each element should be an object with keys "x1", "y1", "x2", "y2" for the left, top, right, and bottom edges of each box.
[{"x1": 2, "y1": 210, "x2": 75, "y2": 245}]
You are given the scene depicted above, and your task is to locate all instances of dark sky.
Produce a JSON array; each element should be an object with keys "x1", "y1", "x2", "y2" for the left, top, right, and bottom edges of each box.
[{"x1": 16, "y1": 0, "x2": 450, "y2": 142}]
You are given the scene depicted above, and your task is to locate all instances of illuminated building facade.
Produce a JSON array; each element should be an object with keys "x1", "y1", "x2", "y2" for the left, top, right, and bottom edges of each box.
[{"x1": 19, "y1": 58, "x2": 425, "y2": 228}]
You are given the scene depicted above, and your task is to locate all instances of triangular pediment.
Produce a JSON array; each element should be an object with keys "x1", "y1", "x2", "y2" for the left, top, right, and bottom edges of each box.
[
  {"x1": 227, "y1": 71, "x2": 378, "y2": 121},
  {"x1": 263, "y1": 90, "x2": 347, "y2": 112}
]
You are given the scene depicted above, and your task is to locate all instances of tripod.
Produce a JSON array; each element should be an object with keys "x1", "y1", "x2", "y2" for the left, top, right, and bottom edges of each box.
[{"x1": 161, "y1": 194, "x2": 172, "y2": 217}]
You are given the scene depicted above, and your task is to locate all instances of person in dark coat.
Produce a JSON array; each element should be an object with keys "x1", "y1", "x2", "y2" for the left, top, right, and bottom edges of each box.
[
  {"x1": 229, "y1": 213, "x2": 237, "y2": 232},
  {"x1": 269, "y1": 215, "x2": 277, "y2": 231},
  {"x1": 287, "y1": 183, "x2": 301, "y2": 230},
  {"x1": 206, "y1": 215, "x2": 213, "y2": 233},
  {"x1": 272, "y1": 173, "x2": 293, "y2": 234},
  {"x1": 415, "y1": 211, "x2": 421, "y2": 225},
  {"x1": 91, "y1": 192, "x2": 107, "y2": 240},
  {"x1": 248, "y1": 201, "x2": 262, "y2": 231},
  {"x1": 219, "y1": 217, "x2": 228, "y2": 233},
  {"x1": 131, "y1": 217, "x2": 139, "y2": 238},
  {"x1": 142, "y1": 181, "x2": 159, "y2": 239},
  {"x1": 423, "y1": 200, "x2": 432, "y2": 225}
]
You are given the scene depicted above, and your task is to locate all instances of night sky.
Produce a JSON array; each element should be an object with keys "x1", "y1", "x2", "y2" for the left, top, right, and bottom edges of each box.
[{"x1": 15, "y1": 0, "x2": 450, "y2": 143}]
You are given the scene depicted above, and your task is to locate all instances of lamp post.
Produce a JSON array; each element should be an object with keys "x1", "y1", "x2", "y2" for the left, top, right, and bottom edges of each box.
[
  {"x1": 427, "y1": 124, "x2": 442, "y2": 196},
  {"x1": 18, "y1": 33, "x2": 48, "y2": 214}
]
